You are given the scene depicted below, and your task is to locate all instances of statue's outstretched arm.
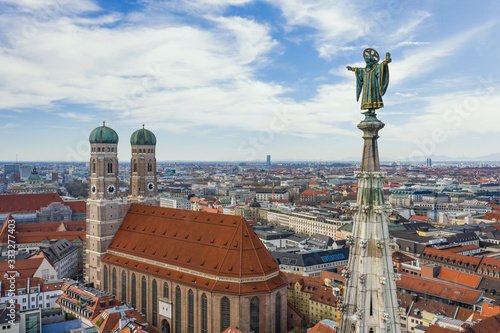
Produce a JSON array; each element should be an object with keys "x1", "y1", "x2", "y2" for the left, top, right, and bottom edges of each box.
[
  {"x1": 346, "y1": 66, "x2": 355, "y2": 71},
  {"x1": 385, "y1": 52, "x2": 391, "y2": 63}
]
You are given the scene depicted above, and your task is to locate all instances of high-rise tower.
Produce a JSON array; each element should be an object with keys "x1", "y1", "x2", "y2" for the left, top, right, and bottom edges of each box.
[
  {"x1": 128, "y1": 125, "x2": 159, "y2": 206},
  {"x1": 85, "y1": 122, "x2": 124, "y2": 288}
]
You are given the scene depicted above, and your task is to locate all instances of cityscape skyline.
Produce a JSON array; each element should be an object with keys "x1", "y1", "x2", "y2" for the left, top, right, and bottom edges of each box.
[{"x1": 0, "y1": 1, "x2": 499, "y2": 162}]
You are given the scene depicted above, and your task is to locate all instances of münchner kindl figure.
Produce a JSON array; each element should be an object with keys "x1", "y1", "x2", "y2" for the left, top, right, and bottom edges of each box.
[{"x1": 347, "y1": 48, "x2": 391, "y2": 117}]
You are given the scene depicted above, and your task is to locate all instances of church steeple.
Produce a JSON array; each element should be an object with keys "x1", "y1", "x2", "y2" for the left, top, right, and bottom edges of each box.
[
  {"x1": 128, "y1": 125, "x2": 159, "y2": 206},
  {"x1": 338, "y1": 118, "x2": 401, "y2": 333},
  {"x1": 85, "y1": 121, "x2": 124, "y2": 289}
]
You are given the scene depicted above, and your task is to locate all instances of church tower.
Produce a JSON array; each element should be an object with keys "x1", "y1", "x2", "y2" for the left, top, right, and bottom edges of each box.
[
  {"x1": 128, "y1": 125, "x2": 159, "y2": 206},
  {"x1": 85, "y1": 121, "x2": 123, "y2": 289},
  {"x1": 338, "y1": 119, "x2": 401, "y2": 333}
]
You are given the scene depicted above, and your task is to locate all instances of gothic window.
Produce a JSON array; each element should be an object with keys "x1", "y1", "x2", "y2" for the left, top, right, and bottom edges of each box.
[
  {"x1": 98, "y1": 147, "x2": 101, "y2": 152},
  {"x1": 107, "y1": 147, "x2": 110, "y2": 152},
  {"x1": 108, "y1": 162, "x2": 113, "y2": 173},
  {"x1": 201, "y1": 293, "x2": 207, "y2": 333},
  {"x1": 121, "y1": 271, "x2": 126, "y2": 303},
  {"x1": 152, "y1": 279, "x2": 158, "y2": 327},
  {"x1": 133, "y1": 161, "x2": 137, "y2": 173},
  {"x1": 142, "y1": 276, "x2": 147, "y2": 314},
  {"x1": 148, "y1": 161, "x2": 152, "y2": 172},
  {"x1": 175, "y1": 286, "x2": 181, "y2": 333},
  {"x1": 131, "y1": 274, "x2": 136, "y2": 308},
  {"x1": 112, "y1": 268, "x2": 117, "y2": 295},
  {"x1": 164, "y1": 282, "x2": 169, "y2": 300},
  {"x1": 92, "y1": 160, "x2": 96, "y2": 174},
  {"x1": 103, "y1": 266, "x2": 108, "y2": 292},
  {"x1": 188, "y1": 289, "x2": 194, "y2": 332},
  {"x1": 275, "y1": 292, "x2": 281, "y2": 333},
  {"x1": 250, "y1": 297, "x2": 260, "y2": 333},
  {"x1": 220, "y1": 297, "x2": 230, "y2": 331}
]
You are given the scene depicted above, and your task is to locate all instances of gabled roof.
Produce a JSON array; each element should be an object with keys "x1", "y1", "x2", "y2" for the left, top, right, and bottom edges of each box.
[
  {"x1": 0, "y1": 254, "x2": 46, "y2": 279},
  {"x1": 0, "y1": 193, "x2": 86, "y2": 214},
  {"x1": 421, "y1": 247, "x2": 481, "y2": 270},
  {"x1": 105, "y1": 204, "x2": 286, "y2": 295},
  {"x1": 464, "y1": 313, "x2": 500, "y2": 333},
  {"x1": 308, "y1": 322, "x2": 336, "y2": 333},
  {"x1": 0, "y1": 193, "x2": 63, "y2": 213},
  {"x1": 397, "y1": 275, "x2": 482, "y2": 305}
]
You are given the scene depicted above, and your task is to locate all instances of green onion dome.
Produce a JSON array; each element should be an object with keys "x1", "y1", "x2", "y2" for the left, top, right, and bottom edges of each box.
[
  {"x1": 130, "y1": 125, "x2": 157, "y2": 146},
  {"x1": 89, "y1": 121, "x2": 119, "y2": 144}
]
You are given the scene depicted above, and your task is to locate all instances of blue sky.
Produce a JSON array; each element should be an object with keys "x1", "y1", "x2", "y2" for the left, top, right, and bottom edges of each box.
[{"x1": 0, "y1": 0, "x2": 499, "y2": 162}]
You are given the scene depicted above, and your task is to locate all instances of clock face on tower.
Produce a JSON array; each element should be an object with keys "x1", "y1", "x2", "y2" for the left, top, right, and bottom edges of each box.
[
  {"x1": 107, "y1": 185, "x2": 116, "y2": 194},
  {"x1": 147, "y1": 182, "x2": 155, "y2": 191},
  {"x1": 91, "y1": 185, "x2": 96, "y2": 194}
]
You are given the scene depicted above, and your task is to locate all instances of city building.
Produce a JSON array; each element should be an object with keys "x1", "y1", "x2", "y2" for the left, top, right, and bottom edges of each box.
[
  {"x1": 267, "y1": 155, "x2": 271, "y2": 166},
  {"x1": 159, "y1": 196, "x2": 192, "y2": 210},
  {"x1": 0, "y1": 277, "x2": 70, "y2": 311},
  {"x1": 42, "y1": 238, "x2": 78, "y2": 279},
  {"x1": 272, "y1": 248, "x2": 349, "y2": 278}
]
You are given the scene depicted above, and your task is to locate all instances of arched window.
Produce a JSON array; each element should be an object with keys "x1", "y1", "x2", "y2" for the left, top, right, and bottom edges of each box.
[
  {"x1": 148, "y1": 161, "x2": 152, "y2": 172},
  {"x1": 103, "y1": 266, "x2": 108, "y2": 292},
  {"x1": 152, "y1": 279, "x2": 158, "y2": 327},
  {"x1": 164, "y1": 282, "x2": 169, "y2": 300},
  {"x1": 108, "y1": 162, "x2": 113, "y2": 173},
  {"x1": 250, "y1": 297, "x2": 260, "y2": 333},
  {"x1": 133, "y1": 161, "x2": 137, "y2": 173},
  {"x1": 201, "y1": 293, "x2": 208, "y2": 333},
  {"x1": 142, "y1": 277, "x2": 147, "y2": 315},
  {"x1": 121, "y1": 271, "x2": 127, "y2": 303},
  {"x1": 112, "y1": 268, "x2": 117, "y2": 295},
  {"x1": 220, "y1": 297, "x2": 230, "y2": 331},
  {"x1": 98, "y1": 147, "x2": 101, "y2": 152},
  {"x1": 175, "y1": 286, "x2": 181, "y2": 333},
  {"x1": 131, "y1": 274, "x2": 136, "y2": 308},
  {"x1": 188, "y1": 289, "x2": 194, "y2": 333},
  {"x1": 275, "y1": 292, "x2": 281, "y2": 333},
  {"x1": 92, "y1": 160, "x2": 96, "y2": 174}
]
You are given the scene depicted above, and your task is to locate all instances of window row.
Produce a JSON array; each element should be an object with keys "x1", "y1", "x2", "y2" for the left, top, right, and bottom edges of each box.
[
  {"x1": 104, "y1": 266, "x2": 282, "y2": 333},
  {"x1": 91, "y1": 147, "x2": 115, "y2": 152}
]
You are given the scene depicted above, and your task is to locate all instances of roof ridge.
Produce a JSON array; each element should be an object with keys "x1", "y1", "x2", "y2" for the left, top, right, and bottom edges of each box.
[
  {"x1": 214, "y1": 217, "x2": 241, "y2": 278},
  {"x1": 245, "y1": 219, "x2": 270, "y2": 292}
]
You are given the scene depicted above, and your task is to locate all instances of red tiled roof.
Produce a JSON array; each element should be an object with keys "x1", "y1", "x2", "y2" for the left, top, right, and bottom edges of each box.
[
  {"x1": 0, "y1": 193, "x2": 86, "y2": 214},
  {"x1": 392, "y1": 251, "x2": 414, "y2": 263},
  {"x1": 464, "y1": 313, "x2": 500, "y2": 333},
  {"x1": 92, "y1": 307, "x2": 148, "y2": 333},
  {"x1": 437, "y1": 267, "x2": 482, "y2": 288},
  {"x1": 425, "y1": 326, "x2": 461, "y2": 333},
  {"x1": 105, "y1": 204, "x2": 286, "y2": 296},
  {"x1": 285, "y1": 273, "x2": 324, "y2": 293},
  {"x1": 421, "y1": 247, "x2": 481, "y2": 270},
  {"x1": 58, "y1": 283, "x2": 122, "y2": 321},
  {"x1": 309, "y1": 286, "x2": 338, "y2": 307},
  {"x1": 64, "y1": 201, "x2": 86, "y2": 213},
  {"x1": 397, "y1": 275, "x2": 482, "y2": 305},
  {"x1": 222, "y1": 326, "x2": 243, "y2": 333},
  {"x1": 0, "y1": 255, "x2": 46, "y2": 279},
  {"x1": 308, "y1": 322, "x2": 336, "y2": 333},
  {"x1": 477, "y1": 256, "x2": 500, "y2": 277},
  {"x1": 0, "y1": 193, "x2": 63, "y2": 213},
  {"x1": 484, "y1": 213, "x2": 500, "y2": 221},
  {"x1": 455, "y1": 308, "x2": 487, "y2": 323},
  {"x1": 410, "y1": 215, "x2": 430, "y2": 221}
]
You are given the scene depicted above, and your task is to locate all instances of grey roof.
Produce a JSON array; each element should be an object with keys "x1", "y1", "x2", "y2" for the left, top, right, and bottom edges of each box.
[
  {"x1": 0, "y1": 303, "x2": 19, "y2": 324},
  {"x1": 272, "y1": 248, "x2": 349, "y2": 267},
  {"x1": 43, "y1": 238, "x2": 76, "y2": 263},
  {"x1": 390, "y1": 230, "x2": 433, "y2": 243}
]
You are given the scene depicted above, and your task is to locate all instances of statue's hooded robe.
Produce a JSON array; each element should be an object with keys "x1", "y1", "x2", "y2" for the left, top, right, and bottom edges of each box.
[{"x1": 355, "y1": 61, "x2": 389, "y2": 110}]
